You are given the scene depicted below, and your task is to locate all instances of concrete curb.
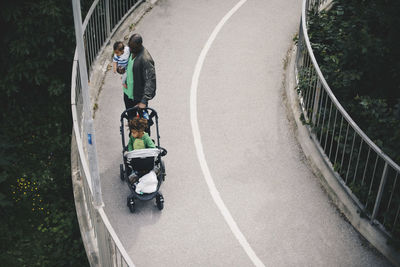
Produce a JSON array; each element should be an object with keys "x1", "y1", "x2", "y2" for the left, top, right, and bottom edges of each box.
[{"x1": 283, "y1": 43, "x2": 400, "y2": 267}]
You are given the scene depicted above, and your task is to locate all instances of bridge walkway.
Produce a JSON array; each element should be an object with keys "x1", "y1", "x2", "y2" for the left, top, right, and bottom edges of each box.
[{"x1": 94, "y1": 0, "x2": 391, "y2": 265}]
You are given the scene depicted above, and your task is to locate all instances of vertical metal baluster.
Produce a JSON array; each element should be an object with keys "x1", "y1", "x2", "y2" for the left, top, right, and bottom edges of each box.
[
  {"x1": 120, "y1": 0, "x2": 123, "y2": 23},
  {"x1": 340, "y1": 123, "x2": 350, "y2": 173},
  {"x1": 384, "y1": 172, "x2": 399, "y2": 226},
  {"x1": 334, "y1": 116, "x2": 344, "y2": 164},
  {"x1": 92, "y1": 10, "x2": 97, "y2": 55},
  {"x1": 301, "y1": 43, "x2": 307, "y2": 67},
  {"x1": 123, "y1": 0, "x2": 126, "y2": 19},
  {"x1": 299, "y1": 47, "x2": 304, "y2": 71},
  {"x1": 316, "y1": 84, "x2": 324, "y2": 126},
  {"x1": 91, "y1": 16, "x2": 96, "y2": 66},
  {"x1": 328, "y1": 108, "x2": 338, "y2": 160},
  {"x1": 307, "y1": 67, "x2": 317, "y2": 118},
  {"x1": 88, "y1": 21, "x2": 94, "y2": 68},
  {"x1": 319, "y1": 89, "x2": 329, "y2": 143},
  {"x1": 361, "y1": 147, "x2": 371, "y2": 185},
  {"x1": 115, "y1": 0, "x2": 119, "y2": 27},
  {"x1": 114, "y1": 242, "x2": 117, "y2": 266},
  {"x1": 105, "y1": 0, "x2": 111, "y2": 37},
  {"x1": 366, "y1": 155, "x2": 380, "y2": 208},
  {"x1": 84, "y1": 31, "x2": 91, "y2": 71},
  {"x1": 297, "y1": 43, "x2": 302, "y2": 70},
  {"x1": 299, "y1": 26, "x2": 305, "y2": 70},
  {"x1": 101, "y1": 0, "x2": 107, "y2": 42},
  {"x1": 345, "y1": 131, "x2": 356, "y2": 184},
  {"x1": 295, "y1": 21, "x2": 302, "y2": 68},
  {"x1": 91, "y1": 16, "x2": 96, "y2": 67},
  {"x1": 111, "y1": 0, "x2": 115, "y2": 28},
  {"x1": 311, "y1": 79, "x2": 321, "y2": 125},
  {"x1": 98, "y1": 1, "x2": 103, "y2": 42},
  {"x1": 108, "y1": 0, "x2": 112, "y2": 36},
  {"x1": 352, "y1": 139, "x2": 363, "y2": 184},
  {"x1": 297, "y1": 34, "x2": 302, "y2": 70},
  {"x1": 299, "y1": 57, "x2": 307, "y2": 108},
  {"x1": 308, "y1": 71, "x2": 317, "y2": 121},
  {"x1": 323, "y1": 100, "x2": 333, "y2": 152},
  {"x1": 94, "y1": 10, "x2": 99, "y2": 55},
  {"x1": 114, "y1": 0, "x2": 118, "y2": 23},
  {"x1": 305, "y1": 65, "x2": 312, "y2": 115},
  {"x1": 86, "y1": 21, "x2": 92, "y2": 68},
  {"x1": 100, "y1": 4, "x2": 105, "y2": 48},
  {"x1": 118, "y1": 0, "x2": 122, "y2": 22},
  {"x1": 371, "y1": 163, "x2": 389, "y2": 221},
  {"x1": 304, "y1": 62, "x2": 313, "y2": 113},
  {"x1": 117, "y1": 0, "x2": 121, "y2": 26},
  {"x1": 97, "y1": 7, "x2": 102, "y2": 50},
  {"x1": 392, "y1": 204, "x2": 400, "y2": 234}
]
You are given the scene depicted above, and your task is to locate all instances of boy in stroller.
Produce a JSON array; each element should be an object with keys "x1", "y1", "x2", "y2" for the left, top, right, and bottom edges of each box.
[{"x1": 127, "y1": 116, "x2": 156, "y2": 184}]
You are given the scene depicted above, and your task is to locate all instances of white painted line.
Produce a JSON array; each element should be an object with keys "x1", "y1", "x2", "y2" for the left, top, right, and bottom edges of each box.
[{"x1": 189, "y1": 1, "x2": 265, "y2": 266}]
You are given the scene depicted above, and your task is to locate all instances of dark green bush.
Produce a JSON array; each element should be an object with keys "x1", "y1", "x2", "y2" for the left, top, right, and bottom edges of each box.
[
  {"x1": 0, "y1": 0, "x2": 90, "y2": 265},
  {"x1": 298, "y1": 0, "x2": 400, "y2": 242}
]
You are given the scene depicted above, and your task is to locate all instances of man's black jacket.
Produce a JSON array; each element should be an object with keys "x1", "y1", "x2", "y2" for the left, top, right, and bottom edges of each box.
[{"x1": 129, "y1": 47, "x2": 156, "y2": 105}]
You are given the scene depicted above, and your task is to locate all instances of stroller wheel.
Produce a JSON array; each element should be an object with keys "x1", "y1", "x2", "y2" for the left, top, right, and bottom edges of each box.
[
  {"x1": 120, "y1": 164, "x2": 125, "y2": 181},
  {"x1": 127, "y1": 197, "x2": 135, "y2": 213},
  {"x1": 156, "y1": 193, "x2": 164, "y2": 210}
]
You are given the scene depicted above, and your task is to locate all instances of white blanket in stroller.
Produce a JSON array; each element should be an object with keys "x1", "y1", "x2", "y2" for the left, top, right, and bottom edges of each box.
[{"x1": 135, "y1": 170, "x2": 158, "y2": 194}]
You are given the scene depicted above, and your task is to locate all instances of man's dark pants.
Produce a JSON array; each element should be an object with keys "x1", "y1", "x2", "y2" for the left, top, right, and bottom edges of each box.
[{"x1": 124, "y1": 93, "x2": 141, "y2": 119}]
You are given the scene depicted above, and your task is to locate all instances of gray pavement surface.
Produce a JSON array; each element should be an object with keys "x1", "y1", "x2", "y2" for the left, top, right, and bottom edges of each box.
[{"x1": 94, "y1": 0, "x2": 392, "y2": 266}]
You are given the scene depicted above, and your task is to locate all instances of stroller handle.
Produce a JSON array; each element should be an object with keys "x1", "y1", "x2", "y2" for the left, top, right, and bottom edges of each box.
[
  {"x1": 120, "y1": 106, "x2": 163, "y2": 152},
  {"x1": 120, "y1": 106, "x2": 158, "y2": 121}
]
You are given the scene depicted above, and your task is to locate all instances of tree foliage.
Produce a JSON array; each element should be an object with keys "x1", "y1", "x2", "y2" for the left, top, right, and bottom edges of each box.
[
  {"x1": 0, "y1": 0, "x2": 89, "y2": 265},
  {"x1": 299, "y1": 0, "x2": 400, "y2": 243},
  {"x1": 307, "y1": 0, "x2": 400, "y2": 164}
]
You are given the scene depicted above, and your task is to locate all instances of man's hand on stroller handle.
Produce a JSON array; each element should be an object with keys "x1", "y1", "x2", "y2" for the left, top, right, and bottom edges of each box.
[{"x1": 135, "y1": 102, "x2": 146, "y2": 109}]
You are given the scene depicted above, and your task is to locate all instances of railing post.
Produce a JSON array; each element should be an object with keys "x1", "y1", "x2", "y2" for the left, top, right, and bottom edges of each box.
[
  {"x1": 311, "y1": 79, "x2": 321, "y2": 125},
  {"x1": 72, "y1": 0, "x2": 104, "y2": 208},
  {"x1": 105, "y1": 0, "x2": 111, "y2": 36},
  {"x1": 371, "y1": 162, "x2": 389, "y2": 222}
]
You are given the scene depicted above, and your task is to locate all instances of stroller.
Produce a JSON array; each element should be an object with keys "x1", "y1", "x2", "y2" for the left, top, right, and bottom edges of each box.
[{"x1": 119, "y1": 107, "x2": 167, "y2": 213}]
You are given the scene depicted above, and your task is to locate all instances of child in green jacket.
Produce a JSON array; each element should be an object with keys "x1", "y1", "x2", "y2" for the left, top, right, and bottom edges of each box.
[
  {"x1": 128, "y1": 116, "x2": 155, "y2": 151},
  {"x1": 127, "y1": 116, "x2": 155, "y2": 184}
]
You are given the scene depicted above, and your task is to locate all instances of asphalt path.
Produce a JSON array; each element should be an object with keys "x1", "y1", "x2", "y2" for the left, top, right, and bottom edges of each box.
[{"x1": 94, "y1": 0, "x2": 391, "y2": 266}]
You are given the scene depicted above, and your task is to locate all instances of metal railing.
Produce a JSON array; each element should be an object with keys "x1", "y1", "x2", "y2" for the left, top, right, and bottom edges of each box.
[
  {"x1": 295, "y1": 0, "x2": 400, "y2": 239},
  {"x1": 71, "y1": 0, "x2": 144, "y2": 266}
]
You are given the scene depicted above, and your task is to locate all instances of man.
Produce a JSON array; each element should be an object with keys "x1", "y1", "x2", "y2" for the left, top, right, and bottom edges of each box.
[{"x1": 123, "y1": 33, "x2": 156, "y2": 114}]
